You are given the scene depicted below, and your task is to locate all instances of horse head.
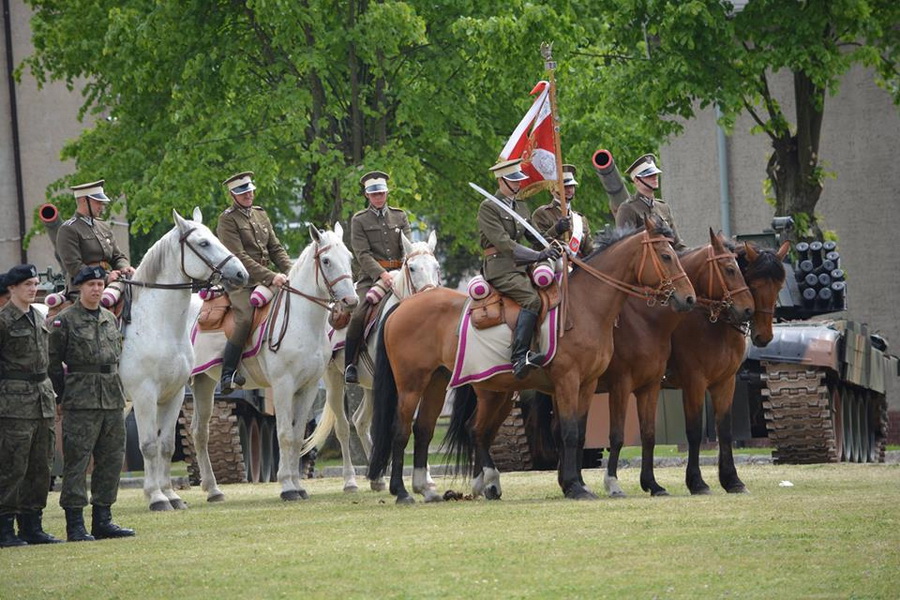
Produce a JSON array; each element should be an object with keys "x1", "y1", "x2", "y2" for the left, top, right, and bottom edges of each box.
[
  {"x1": 305, "y1": 222, "x2": 357, "y2": 309},
  {"x1": 707, "y1": 229, "x2": 754, "y2": 322},
  {"x1": 737, "y1": 240, "x2": 789, "y2": 347},
  {"x1": 173, "y1": 208, "x2": 249, "y2": 291},
  {"x1": 395, "y1": 231, "x2": 441, "y2": 298},
  {"x1": 634, "y1": 216, "x2": 696, "y2": 311}
]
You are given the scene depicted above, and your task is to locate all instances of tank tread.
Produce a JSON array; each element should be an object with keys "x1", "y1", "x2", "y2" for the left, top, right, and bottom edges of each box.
[
  {"x1": 760, "y1": 363, "x2": 838, "y2": 464},
  {"x1": 179, "y1": 399, "x2": 247, "y2": 485},
  {"x1": 489, "y1": 401, "x2": 533, "y2": 472}
]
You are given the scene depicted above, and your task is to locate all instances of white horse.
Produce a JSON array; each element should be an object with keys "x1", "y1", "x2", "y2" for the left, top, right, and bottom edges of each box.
[
  {"x1": 302, "y1": 232, "x2": 441, "y2": 492},
  {"x1": 120, "y1": 208, "x2": 249, "y2": 511},
  {"x1": 190, "y1": 224, "x2": 357, "y2": 502}
]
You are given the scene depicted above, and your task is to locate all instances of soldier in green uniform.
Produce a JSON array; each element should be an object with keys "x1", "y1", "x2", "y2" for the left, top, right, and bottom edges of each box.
[
  {"x1": 531, "y1": 164, "x2": 594, "y2": 258},
  {"x1": 478, "y1": 159, "x2": 561, "y2": 379},
  {"x1": 344, "y1": 171, "x2": 411, "y2": 384},
  {"x1": 216, "y1": 172, "x2": 293, "y2": 393},
  {"x1": 0, "y1": 264, "x2": 62, "y2": 547},
  {"x1": 616, "y1": 154, "x2": 686, "y2": 250},
  {"x1": 55, "y1": 180, "x2": 134, "y2": 296},
  {"x1": 49, "y1": 265, "x2": 135, "y2": 542}
]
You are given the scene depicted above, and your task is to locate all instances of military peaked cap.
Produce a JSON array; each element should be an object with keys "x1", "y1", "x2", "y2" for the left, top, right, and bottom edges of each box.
[
  {"x1": 224, "y1": 171, "x2": 256, "y2": 195},
  {"x1": 71, "y1": 180, "x2": 110, "y2": 202},
  {"x1": 625, "y1": 154, "x2": 662, "y2": 180},
  {"x1": 490, "y1": 158, "x2": 528, "y2": 181},
  {"x1": 562, "y1": 164, "x2": 579, "y2": 186},
  {"x1": 360, "y1": 171, "x2": 390, "y2": 194}
]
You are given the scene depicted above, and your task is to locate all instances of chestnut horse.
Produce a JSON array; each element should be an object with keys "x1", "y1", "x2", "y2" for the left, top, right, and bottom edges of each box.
[
  {"x1": 601, "y1": 230, "x2": 756, "y2": 497},
  {"x1": 370, "y1": 220, "x2": 696, "y2": 502}
]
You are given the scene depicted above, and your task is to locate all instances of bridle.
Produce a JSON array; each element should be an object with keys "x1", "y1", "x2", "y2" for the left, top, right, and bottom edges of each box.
[
  {"x1": 569, "y1": 229, "x2": 689, "y2": 306},
  {"x1": 695, "y1": 246, "x2": 751, "y2": 324},
  {"x1": 400, "y1": 248, "x2": 440, "y2": 297}
]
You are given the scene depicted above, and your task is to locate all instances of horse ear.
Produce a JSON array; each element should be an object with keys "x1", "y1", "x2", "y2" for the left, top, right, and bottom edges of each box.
[
  {"x1": 709, "y1": 228, "x2": 724, "y2": 251},
  {"x1": 192, "y1": 207, "x2": 203, "y2": 223},
  {"x1": 745, "y1": 242, "x2": 759, "y2": 262},
  {"x1": 308, "y1": 224, "x2": 322, "y2": 243},
  {"x1": 777, "y1": 241, "x2": 790, "y2": 261},
  {"x1": 172, "y1": 209, "x2": 188, "y2": 231},
  {"x1": 333, "y1": 221, "x2": 343, "y2": 238},
  {"x1": 401, "y1": 232, "x2": 413, "y2": 257},
  {"x1": 427, "y1": 230, "x2": 437, "y2": 252}
]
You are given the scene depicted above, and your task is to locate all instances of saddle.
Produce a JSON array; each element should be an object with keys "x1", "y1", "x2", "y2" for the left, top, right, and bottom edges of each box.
[
  {"x1": 468, "y1": 279, "x2": 561, "y2": 331},
  {"x1": 196, "y1": 294, "x2": 270, "y2": 342}
]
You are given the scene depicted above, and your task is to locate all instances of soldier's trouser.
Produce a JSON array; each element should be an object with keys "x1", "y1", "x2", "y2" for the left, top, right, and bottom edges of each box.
[
  {"x1": 344, "y1": 288, "x2": 371, "y2": 366},
  {"x1": 227, "y1": 288, "x2": 254, "y2": 348},
  {"x1": 486, "y1": 272, "x2": 542, "y2": 313},
  {"x1": 59, "y1": 409, "x2": 125, "y2": 509},
  {"x1": 0, "y1": 417, "x2": 54, "y2": 515}
]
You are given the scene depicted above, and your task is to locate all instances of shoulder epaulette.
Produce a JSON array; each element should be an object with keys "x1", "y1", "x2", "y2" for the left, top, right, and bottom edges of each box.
[
  {"x1": 221, "y1": 207, "x2": 235, "y2": 215},
  {"x1": 61, "y1": 217, "x2": 78, "y2": 226},
  {"x1": 351, "y1": 208, "x2": 369, "y2": 218},
  {"x1": 386, "y1": 206, "x2": 406, "y2": 213},
  {"x1": 252, "y1": 206, "x2": 266, "y2": 211}
]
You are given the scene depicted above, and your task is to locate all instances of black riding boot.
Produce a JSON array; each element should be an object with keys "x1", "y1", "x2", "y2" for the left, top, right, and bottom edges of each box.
[
  {"x1": 343, "y1": 307, "x2": 367, "y2": 384},
  {"x1": 64, "y1": 508, "x2": 95, "y2": 542},
  {"x1": 91, "y1": 505, "x2": 135, "y2": 540},
  {"x1": 17, "y1": 511, "x2": 63, "y2": 544},
  {"x1": 219, "y1": 341, "x2": 246, "y2": 394},
  {"x1": 511, "y1": 309, "x2": 542, "y2": 380},
  {"x1": 0, "y1": 514, "x2": 27, "y2": 547}
]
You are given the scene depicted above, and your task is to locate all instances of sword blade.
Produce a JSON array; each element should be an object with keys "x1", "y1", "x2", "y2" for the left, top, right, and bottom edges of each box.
[{"x1": 468, "y1": 182, "x2": 550, "y2": 249}]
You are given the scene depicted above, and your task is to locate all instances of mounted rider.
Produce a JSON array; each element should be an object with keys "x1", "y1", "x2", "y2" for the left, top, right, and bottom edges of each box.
[
  {"x1": 216, "y1": 172, "x2": 293, "y2": 393},
  {"x1": 531, "y1": 164, "x2": 594, "y2": 258},
  {"x1": 616, "y1": 154, "x2": 686, "y2": 250},
  {"x1": 55, "y1": 180, "x2": 134, "y2": 298},
  {"x1": 344, "y1": 171, "x2": 411, "y2": 384},
  {"x1": 477, "y1": 158, "x2": 561, "y2": 379}
]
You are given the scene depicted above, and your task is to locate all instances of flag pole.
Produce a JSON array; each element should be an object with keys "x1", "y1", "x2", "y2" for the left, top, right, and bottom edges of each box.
[{"x1": 541, "y1": 42, "x2": 567, "y2": 219}]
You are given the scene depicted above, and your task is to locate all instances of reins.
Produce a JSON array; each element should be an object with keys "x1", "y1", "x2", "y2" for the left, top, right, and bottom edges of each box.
[{"x1": 694, "y1": 246, "x2": 752, "y2": 324}]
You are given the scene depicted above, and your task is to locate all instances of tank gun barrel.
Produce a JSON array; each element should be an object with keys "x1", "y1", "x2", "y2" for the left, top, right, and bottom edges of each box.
[
  {"x1": 591, "y1": 149, "x2": 629, "y2": 216},
  {"x1": 39, "y1": 203, "x2": 64, "y2": 272}
]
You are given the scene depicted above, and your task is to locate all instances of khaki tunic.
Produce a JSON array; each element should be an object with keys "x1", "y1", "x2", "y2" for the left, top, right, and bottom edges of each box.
[
  {"x1": 55, "y1": 215, "x2": 130, "y2": 292},
  {"x1": 615, "y1": 192, "x2": 687, "y2": 251},
  {"x1": 0, "y1": 303, "x2": 56, "y2": 515},
  {"x1": 477, "y1": 192, "x2": 541, "y2": 313},
  {"x1": 531, "y1": 200, "x2": 594, "y2": 257},
  {"x1": 349, "y1": 206, "x2": 411, "y2": 296}
]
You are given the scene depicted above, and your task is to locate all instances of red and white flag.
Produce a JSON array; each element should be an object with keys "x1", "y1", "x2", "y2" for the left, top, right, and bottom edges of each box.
[{"x1": 499, "y1": 81, "x2": 557, "y2": 196}]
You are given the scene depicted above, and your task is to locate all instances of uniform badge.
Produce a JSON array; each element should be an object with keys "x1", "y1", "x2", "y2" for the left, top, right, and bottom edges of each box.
[{"x1": 52, "y1": 320, "x2": 62, "y2": 328}]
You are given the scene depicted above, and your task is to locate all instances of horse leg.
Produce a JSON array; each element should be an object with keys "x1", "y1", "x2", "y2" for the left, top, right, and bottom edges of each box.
[
  {"x1": 412, "y1": 374, "x2": 448, "y2": 503},
  {"x1": 389, "y1": 389, "x2": 419, "y2": 504},
  {"x1": 604, "y1": 386, "x2": 628, "y2": 498},
  {"x1": 278, "y1": 383, "x2": 318, "y2": 501},
  {"x1": 324, "y1": 363, "x2": 358, "y2": 493},
  {"x1": 352, "y1": 388, "x2": 385, "y2": 492},
  {"x1": 555, "y1": 379, "x2": 598, "y2": 500},
  {"x1": 682, "y1": 380, "x2": 712, "y2": 495},
  {"x1": 131, "y1": 387, "x2": 171, "y2": 511},
  {"x1": 709, "y1": 377, "x2": 747, "y2": 493},
  {"x1": 190, "y1": 374, "x2": 225, "y2": 502},
  {"x1": 158, "y1": 390, "x2": 188, "y2": 509},
  {"x1": 635, "y1": 385, "x2": 667, "y2": 496}
]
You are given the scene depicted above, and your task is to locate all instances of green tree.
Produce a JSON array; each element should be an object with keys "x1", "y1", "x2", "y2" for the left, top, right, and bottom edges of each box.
[{"x1": 590, "y1": 0, "x2": 900, "y2": 241}]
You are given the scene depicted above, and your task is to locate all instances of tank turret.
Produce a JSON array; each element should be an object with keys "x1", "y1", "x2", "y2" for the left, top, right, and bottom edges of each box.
[{"x1": 591, "y1": 149, "x2": 629, "y2": 215}]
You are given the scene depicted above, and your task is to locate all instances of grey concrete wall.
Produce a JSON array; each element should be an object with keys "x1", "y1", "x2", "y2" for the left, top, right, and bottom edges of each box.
[{"x1": 661, "y1": 63, "x2": 900, "y2": 408}]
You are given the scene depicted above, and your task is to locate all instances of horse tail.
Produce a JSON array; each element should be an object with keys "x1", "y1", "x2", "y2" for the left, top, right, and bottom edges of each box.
[
  {"x1": 368, "y1": 303, "x2": 401, "y2": 482},
  {"x1": 300, "y1": 402, "x2": 335, "y2": 456},
  {"x1": 443, "y1": 384, "x2": 478, "y2": 477}
]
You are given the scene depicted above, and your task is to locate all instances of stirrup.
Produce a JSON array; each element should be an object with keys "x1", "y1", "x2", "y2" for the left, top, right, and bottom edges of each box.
[
  {"x1": 221, "y1": 371, "x2": 245, "y2": 393},
  {"x1": 344, "y1": 364, "x2": 359, "y2": 384}
]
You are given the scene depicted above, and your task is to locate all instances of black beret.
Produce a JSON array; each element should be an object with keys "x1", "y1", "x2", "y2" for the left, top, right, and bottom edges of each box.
[
  {"x1": 73, "y1": 265, "x2": 107, "y2": 286},
  {"x1": 5, "y1": 264, "x2": 38, "y2": 286},
  {"x1": 0, "y1": 273, "x2": 7, "y2": 295}
]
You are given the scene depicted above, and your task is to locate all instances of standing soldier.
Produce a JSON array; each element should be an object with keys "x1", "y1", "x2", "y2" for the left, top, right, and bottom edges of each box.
[
  {"x1": 0, "y1": 273, "x2": 8, "y2": 308},
  {"x1": 49, "y1": 265, "x2": 134, "y2": 542},
  {"x1": 0, "y1": 264, "x2": 62, "y2": 547},
  {"x1": 478, "y1": 159, "x2": 561, "y2": 379},
  {"x1": 344, "y1": 171, "x2": 411, "y2": 384},
  {"x1": 616, "y1": 154, "x2": 686, "y2": 250},
  {"x1": 55, "y1": 180, "x2": 135, "y2": 296},
  {"x1": 531, "y1": 164, "x2": 594, "y2": 257},
  {"x1": 216, "y1": 171, "x2": 293, "y2": 393}
]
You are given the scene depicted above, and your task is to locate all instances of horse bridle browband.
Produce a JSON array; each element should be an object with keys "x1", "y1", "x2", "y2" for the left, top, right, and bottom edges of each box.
[{"x1": 695, "y1": 246, "x2": 752, "y2": 323}]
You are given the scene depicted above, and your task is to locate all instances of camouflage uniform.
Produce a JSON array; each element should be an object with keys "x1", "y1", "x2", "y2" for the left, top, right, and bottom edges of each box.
[
  {"x1": 48, "y1": 302, "x2": 126, "y2": 510},
  {"x1": 55, "y1": 215, "x2": 130, "y2": 293},
  {"x1": 0, "y1": 302, "x2": 56, "y2": 519},
  {"x1": 615, "y1": 192, "x2": 686, "y2": 251},
  {"x1": 532, "y1": 200, "x2": 594, "y2": 257},
  {"x1": 216, "y1": 203, "x2": 293, "y2": 347},
  {"x1": 478, "y1": 192, "x2": 541, "y2": 313}
]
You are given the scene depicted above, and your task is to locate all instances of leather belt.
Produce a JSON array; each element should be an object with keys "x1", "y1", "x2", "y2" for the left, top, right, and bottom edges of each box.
[
  {"x1": 2, "y1": 371, "x2": 48, "y2": 382},
  {"x1": 68, "y1": 364, "x2": 118, "y2": 374},
  {"x1": 377, "y1": 259, "x2": 403, "y2": 269},
  {"x1": 483, "y1": 247, "x2": 499, "y2": 257}
]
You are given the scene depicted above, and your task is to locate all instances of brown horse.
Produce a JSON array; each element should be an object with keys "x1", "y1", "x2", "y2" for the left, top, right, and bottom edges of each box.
[
  {"x1": 370, "y1": 220, "x2": 696, "y2": 502},
  {"x1": 601, "y1": 230, "x2": 756, "y2": 497}
]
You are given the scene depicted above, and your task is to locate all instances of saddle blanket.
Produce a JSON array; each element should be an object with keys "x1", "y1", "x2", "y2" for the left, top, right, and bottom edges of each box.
[
  {"x1": 328, "y1": 326, "x2": 346, "y2": 353},
  {"x1": 191, "y1": 320, "x2": 269, "y2": 386},
  {"x1": 449, "y1": 301, "x2": 559, "y2": 388}
]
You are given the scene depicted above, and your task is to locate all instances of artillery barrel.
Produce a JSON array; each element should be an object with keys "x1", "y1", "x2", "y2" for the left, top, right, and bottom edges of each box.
[
  {"x1": 591, "y1": 149, "x2": 629, "y2": 215},
  {"x1": 39, "y1": 203, "x2": 64, "y2": 271}
]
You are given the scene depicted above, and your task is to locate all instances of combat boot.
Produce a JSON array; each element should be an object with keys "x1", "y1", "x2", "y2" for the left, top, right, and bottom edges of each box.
[
  {"x1": 219, "y1": 341, "x2": 246, "y2": 394},
  {"x1": 64, "y1": 507, "x2": 95, "y2": 542},
  {"x1": 91, "y1": 505, "x2": 135, "y2": 539},
  {"x1": 511, "y1": 309, "x2": 542, "y2": 380},
  {"x1": 16, "y1": 511, "x2": 63, "y2": 544},
  {"x1": 0, "y1": 514, "x2": 27, "y2": 548}
]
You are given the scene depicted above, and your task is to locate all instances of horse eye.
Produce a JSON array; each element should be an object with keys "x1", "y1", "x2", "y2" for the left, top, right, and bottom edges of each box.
[
  {"x1": 726, "y1": 266, "x2": 736, "y2": 276},
  {"x1": 199, "y1": 240, "x2": 210, "y2": 248},
  {"x1": 322, "y1": 258, "x2": 330, "y2": 267},
  {"x1": 661, "y1": 253, "x2": 672, "y2": 262},
  {"x1": 410, "y1": 266, "x2": 417, "y2": 272}
]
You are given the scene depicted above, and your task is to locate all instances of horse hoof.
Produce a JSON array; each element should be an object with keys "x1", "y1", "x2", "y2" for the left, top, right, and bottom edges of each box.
[
  {"x1": 651, "y1": 489, "x2": 670, "y2": 497},
  {"x1": 395, "y1": 495, "x2": 416, "y2": 505},
  {"x1": 370, "y1": 481, "x2": 386, "y2": 493},
  {"x1": 690, "y1": 487, "x2": 713, "y2": 496},
  {"x1": 150, "y1": 500, "x2": 174, "y2": 512},
  {"x1": 484, "y1": 486, "x2": 502, "y2": 501},
  {"x1": 423, "y1": 492, "x2": 444, "y2": 503},
  {"x1": 343, "y1": 484, "x2": 359, "y2": 494},
  {"x1": 565, "y1": 486, "x2": 599, "y2": 501},
  {"x1": 726, "y1": 485, "x2": 749, "y2": 494},
  {"x1": 169, "y1": 498, "x2": 189, "y2": 510},
  {"x1": 207, "y1": 492, "x2": 226, "y2": 503},
  {"x1": 609, "y1": 490, "x2": 627, "y2": 499},
  {"x1": 281, "y1": 490, "x2": 306, "y2": 502}
]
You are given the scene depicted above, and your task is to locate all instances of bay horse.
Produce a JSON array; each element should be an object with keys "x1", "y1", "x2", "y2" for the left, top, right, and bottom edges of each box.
[
  {"x1": 301, "y1": 232, "x2": 441, "y2": 493},
  {"x1": 120, "y1": 208, "x2": 249, "y2": 511},
  {"x1": 371, "y1": 219, "x2": 697, "y2": 502},
  {"x1": 601, "y1": 230, "x2": 756, "y2": 497},
  {"x1": 190, "y1": 224, "x2": 357, "y2": 502}
]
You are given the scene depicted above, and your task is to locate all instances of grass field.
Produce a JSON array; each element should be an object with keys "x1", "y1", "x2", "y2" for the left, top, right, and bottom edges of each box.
[{"x1": 3, "y1": 462, "x2": 898, "y2": 599}]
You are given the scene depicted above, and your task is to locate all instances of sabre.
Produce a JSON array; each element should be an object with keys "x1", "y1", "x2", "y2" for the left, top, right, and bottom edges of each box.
[{"x1": 468, "y1": 182, "x2": 551, "y2": 249}]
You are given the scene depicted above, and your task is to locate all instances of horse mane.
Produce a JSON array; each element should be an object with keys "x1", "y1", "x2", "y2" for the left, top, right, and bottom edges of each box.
[
  {"x1": 727, "y1": 240, "x2": 786, "y2": 283},
  {"x1": 133, "y1": 226, "x2": 180, "y2": 284},
  {"x1": 287, "y1": 236, "x2": 320, "y2": 278},
  {"x1": 581, "y1": 219, "x2": 676, "y2": 262}
]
